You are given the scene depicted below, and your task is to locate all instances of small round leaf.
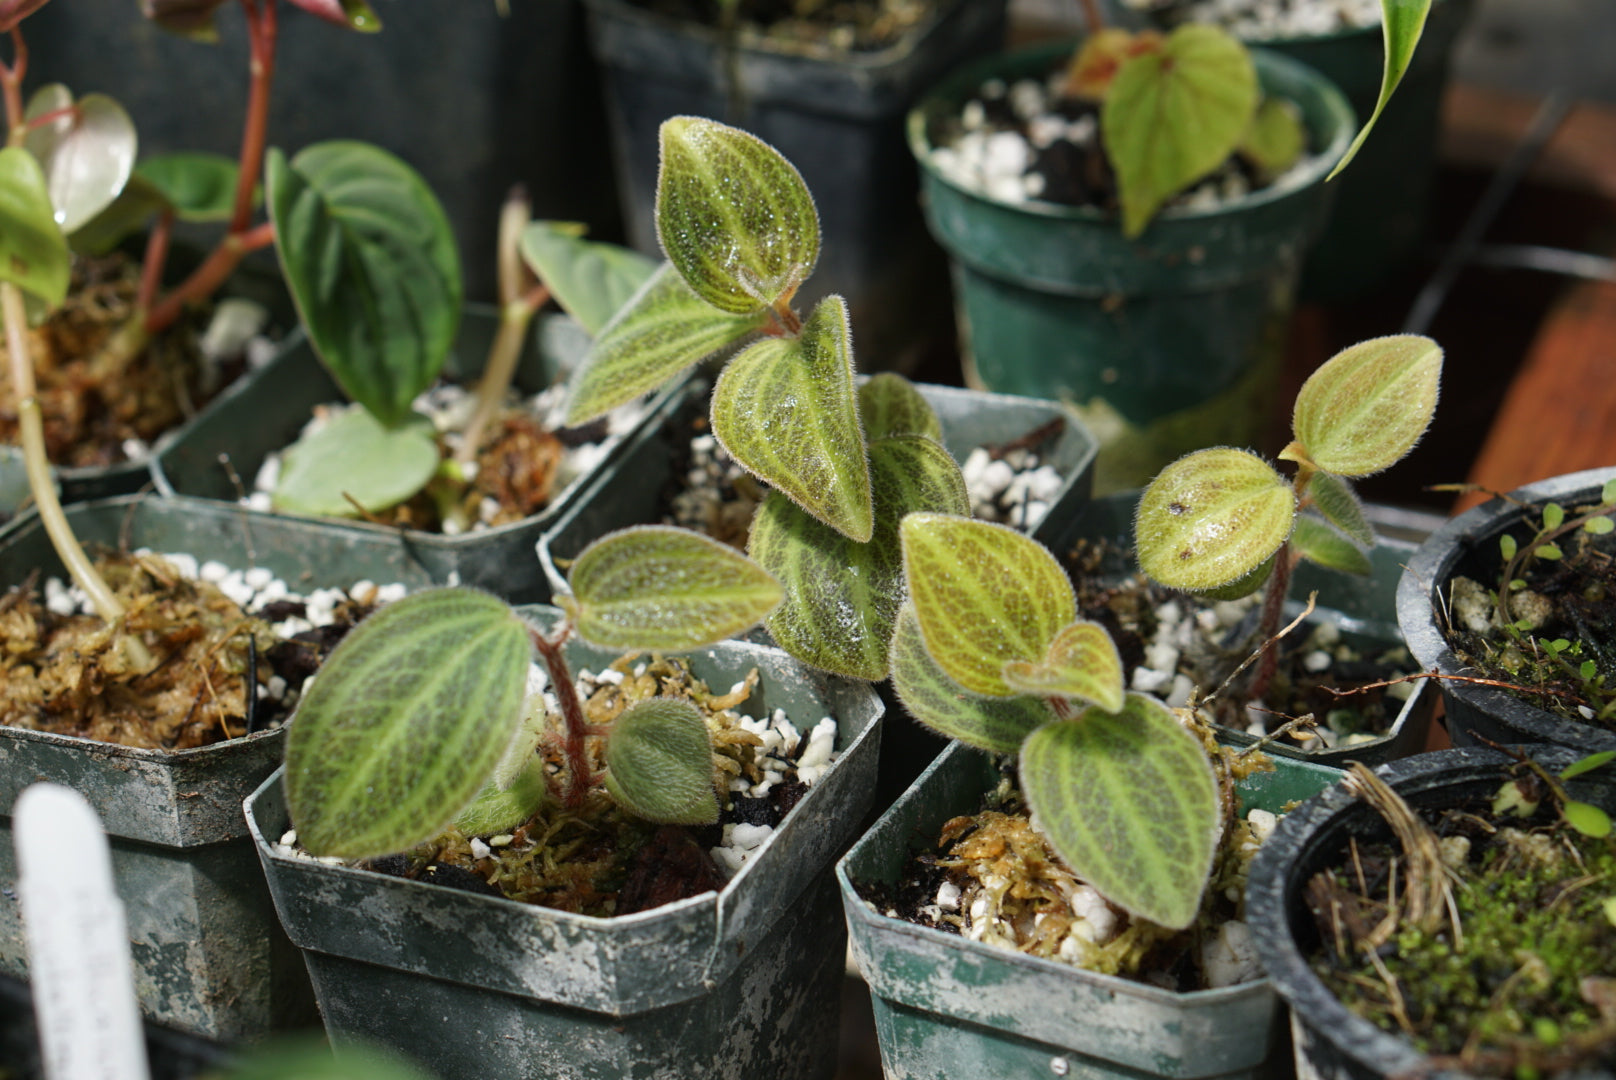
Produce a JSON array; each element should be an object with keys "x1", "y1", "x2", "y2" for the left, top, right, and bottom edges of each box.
[
  {"x1": 1292, "y1": 335, "x2": 1442, "y2": 477},
  {"x1": 604, "y1": 698, "x2": 719, "y2": 826},
  {"x1": 24, "y1": 86, "x2": 138, "y2": 235},
  {"x1": 1135, "y1": 447, "x2": 1293, "y2": 592},
  {"x1": 272, "y1": 407, "x2": 440, "y2": 518}
]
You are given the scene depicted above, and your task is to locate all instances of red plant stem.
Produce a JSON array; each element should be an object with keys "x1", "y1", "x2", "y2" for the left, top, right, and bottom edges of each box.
[
  {"x1": 137, "y1": 208, "x2": 176, "y2": 313},
  {"x1": 529, "y1": 624, "x2": 595, "y2": 810},
  {"x1": 1, "y1": 29, "x2": 26, "y2": 138},
  {"x1": 144, "y1": 221, "x2": 274, "y2": 334},
  {"x1": 1248, "y1": 542, "x2": 1295, "y2": 703},
  {"x1": 1077, "y1": 0, "x2": 1103, "y2": 34}
]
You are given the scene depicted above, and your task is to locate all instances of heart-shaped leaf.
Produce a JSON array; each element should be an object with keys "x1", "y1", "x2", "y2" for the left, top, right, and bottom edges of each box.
[
  {"x1": 562, "y1": 525, "x2": 783, "y2": 651},
  {"x1": 888, "y1": 603, "x2": 1054, "y2": 752},
  {"x1": 267, "y1": 141, "x2": 462, "y2": 427},
  {"x1": 137, "y1": 152, "x2": 242, "y2": 222},
  {"x1": 1060, "y1": 28, "x2": 1161, "y2": 102},
  {"x1": 713, "y1": 294, "x2": 872, "y2": 541},
  {"x1": 1104, "y1": 23, "x2": 1258, "y2": 237},
  {"x1": 656, "y1": 116, "x2": 819, "y2": 315},
  {"x1": 453, "y1": 755, "x2": 551, "y2": 837},
  {"x1": 0, "y1": 146, "x2": 70, "y2": 307},
  {"x1": 1306, "y1": 469, "x2": 1374, "y2": 548},
  {"x1": 1239, "y1": 96, "x2": 1305, "y2": 182},
  {"x1": 1001, "y1": 620, "x2": 1125, "y2": 712},
  {"x1": 1020, "y1": 694, "x2": 1220, "y2": 929},
  {"x1": 1290, "y1": 514, "x2": 1372, "y2": 576},
  {"x1": 288, "y1": 0, "x2": 381, "y2": 30},
  {"x1": 858, "y1": 372, "x2": 941, "y2": 442},
  {"x1": 1288, "y1": 335, "x2": 1442, "y2": 477},
  {"x1": 604, "y1": 698, "x2": 719, "y2": 826},
  {"x1": 1135, "y1": 447, "x2": 1293, "y2": 593},
  {"x1": 565, "y1": 262, "x2": 762, "y2": 425},
  {"x1": 23, "y1": 85, "x2": 138, "y2": 235},
  {"x1": 749, "y1": 434, "x2": 968, "y2": 680},
  {"x1": 272, "y1": 407, "x2": 440, "y2": 518},
  {"x1": 1329, "y1": 0, "x2": 1433, "y2": 179},
  {"x1": 521, "y1": 221, "x2": 658, "y2": 337},
  {"x1": 901, "y1": 514, "x2": 1077, "y2": 697},
  {"x1": 286, "y1": 588, "x2": 533, "y2": 858}
]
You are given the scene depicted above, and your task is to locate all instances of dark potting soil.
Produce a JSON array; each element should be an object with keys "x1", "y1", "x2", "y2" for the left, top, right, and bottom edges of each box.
[{"x1": 626, "y1": 0, "x2": 936, "y2": 52}]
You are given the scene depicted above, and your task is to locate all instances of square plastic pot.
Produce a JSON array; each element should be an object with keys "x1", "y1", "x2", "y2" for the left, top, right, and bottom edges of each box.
[
  {"x1": 0, "y1": 495, "x2": 440, "y2": 1040},
  {"x1": 245, "y1": 613, "x2": 885, "y2": 1080},
  {"x1": 838, "y1": 740, "x2": 1344, "y2": 1080}
]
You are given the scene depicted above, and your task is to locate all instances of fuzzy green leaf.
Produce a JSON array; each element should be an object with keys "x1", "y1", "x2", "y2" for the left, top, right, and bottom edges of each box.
[
  {"x1": 656, "y1": 116, "x2": 819, "y2": 315},
  {"x1": 1307, "y1": 470, "x2": 1374, "y2": 548},
  {"x1": 453, "y1": 756, "x2": 550, "y2": 837},
  {"x1": 859, "y1": 373, "x2": 942, "y2": 442},
  {"x1": 604, "y1": 698, "x2": 719, "y2": 826},
  {"x1": 1564, "y1": 801, "x2": 1612, "y2": 839},
  {"x1": 901, "y1": 514, "x2": 1077, "y2": 697},
  {"x1": 1002, "y1": 620, "x2": 1125, "y2": 711},
  {"x1": 1135, "y1": 447, "x2": 1293, "y2": 592},
  {"x1": 565, "y1": 262, "x2": 761, "y2": 425},
  {"x1": 1104, "y1": 24, "x2": 1258, "y2": 237},
  {"x1": 1291, "y1": 514, "x2": 1373, "y2": 576},
  {"x1": 1560, "y1": 751, "x2": 1616, "y2": 781},
  {"x1": 268, "y1": 141, "x2": 462, "y2": 427},
  {"x1": 0, "y1": 146, "x2": 69, "y2": 307},
  {"x1": 749, "y1": 434, "x2": 968, "y2": 680},
  {"x1": 888, "y1": 603, "x2": 1054, "y2": 753},
  {"x1": 24, "y1": 85, "x2": 137, "y2": 235},
  {"x1": 1239, "y1": 95, "x2": 1305, "y2": 183},
  {"x1": 1328, "y1": 0, "x2": 1433, "y2": 179},
  {"x1": 286, "y1": 588, "x2": 532, "y2": 858},
  {"x1": 271, "y1": 407, "x2": 439, "y2": 518},
  {"x1": 136, "y1": 152, "x2": 242, "y2": 222},
  {"x1": 1291, "y1": 335, "x2": 1442, "y2": 477},
  {"x1": 1019, "y1": 693, "x2": 1220, "y2": 929},
  {"x1": 563, "y1": 525, "x2": 783, "y2": 651},
  {"x1": 520, "y1": 221, "x2": 658, "y2": 337},
  {"x1": 712, "y1": 295, "x2": 872, "y2": 541}
]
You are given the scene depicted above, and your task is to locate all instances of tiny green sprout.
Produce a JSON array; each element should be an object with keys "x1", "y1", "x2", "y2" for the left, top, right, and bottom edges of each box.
[{"x1": 1493, "y1": 483, "x2": 1616, "y2": 628}]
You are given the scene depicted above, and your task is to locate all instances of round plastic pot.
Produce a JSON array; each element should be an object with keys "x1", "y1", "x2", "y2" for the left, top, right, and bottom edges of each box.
[
  {"x1": 910, "y1": 42, "x2": 1353, "y2": 493},
  {"x1": 0, "y1": 495, "x2": 440, "y2": 1040},
  {"x1": 1397, "y1": 466, "x2": 1616, "y2": 754},
  {"x1": 584, "y1": 0, "x2": 1008, "y2": 371},
  {"x1": 152, "y1": 311, "x2": 680, "y2": 604},
  {"x1": 1246, "y1": 745, "x2": 1616, "y2": 1080},
  {"x1": 245, "y1": 613, "x2": 884, "y2": 1080},
  {"x1": 839, "y1": 740, "x2": 1343, "y2": 1080}
]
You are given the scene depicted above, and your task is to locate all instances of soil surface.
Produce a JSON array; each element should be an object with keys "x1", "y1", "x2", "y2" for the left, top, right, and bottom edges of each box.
[{"x1": 629, "y1": 0, "x2": 935, "y2": 51}]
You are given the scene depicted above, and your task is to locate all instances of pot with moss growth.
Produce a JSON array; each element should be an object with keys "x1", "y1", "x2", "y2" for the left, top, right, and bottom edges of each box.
[
  {"x1": 1397, "y1": 467, "x2": 1616, "y2": 755},
  {"x1": 0, "y1": 494, "x2": 441, "y2": 1040},
  {"x1": 1247, "y1": 745, "x2": 1616, "y2": 1080}
]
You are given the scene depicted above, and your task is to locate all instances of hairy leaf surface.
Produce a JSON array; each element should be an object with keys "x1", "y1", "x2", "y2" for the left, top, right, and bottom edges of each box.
[
  {"x1": 1001, "y1": 621, "x2": 1125, "y2": 712},
  {"x1": 1290, "y1": 513, "x2": 1372, "y2": 576},
  {"x1": 1135, "y1": 447, "x2": 1293, "y2": 592},
  {"x1": 520, "y1": 221, "x2": 658, "y2": 336},
  {"x1": 453, "y1": 756, "x2": 550, "y2": 837},
  {"x1": 1306, "y1": 470, "x2": 1374, "y2": 547},
  {"x1": 604, "y1": 698, "x2": 719, "y2": 826},
  {"x1": 859, "y1": 372, "x2": 942, "y2": 442},
  {"x1": 1289, "y1": 334, "x2": 1442, "y2": 477}
]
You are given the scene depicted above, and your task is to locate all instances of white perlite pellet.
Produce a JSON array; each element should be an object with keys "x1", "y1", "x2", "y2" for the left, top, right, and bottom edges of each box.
[{"x1": 1133, "y1": 0, "x2": 1384, "y2": 39}]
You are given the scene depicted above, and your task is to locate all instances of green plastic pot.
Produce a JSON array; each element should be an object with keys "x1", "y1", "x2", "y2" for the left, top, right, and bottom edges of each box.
[
  {"x1": 838, "y1": 740, "x2": 1343, "y2": 1080},
  {"x1": 0, "y1": 495, "x2": 440, "y2": 1040},
  {"x1": 245, "y1": 613, "x2": 884, "y2": 1079},
  {"x1": 910, "y1": 42, "x2": 1354, "y2": 493}
]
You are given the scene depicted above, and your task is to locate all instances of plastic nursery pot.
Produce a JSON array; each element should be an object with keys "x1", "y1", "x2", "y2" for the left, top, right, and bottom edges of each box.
[
  {"x1": 152, "y1": 310, "x2": 677, "y2": 604},
  {"x1": 1053, "y1": 492, "x2": 1435, "y2": 768},
  {"x1": 1397, "y1": 466, "x2": 1616, "y2": 755},
  {"x1": 0, "y1": 495, "x2": 440, "y2": 1041},
  {"x1": 1246, "y1": 745, "x2": 1616, "y2": 1080},
  {"x1": 910, "y1": 41, "x2": 1354, "y2": 494},
  {"x1": 838, "y1": 740, "x2": 1343, "y2": 1080},
  {"x1": 584, "y1": 0, "x2": 1008, "y2": 373},
  {"x1": 245, "y1": 612, "x2": 884, "y2": 1080}
]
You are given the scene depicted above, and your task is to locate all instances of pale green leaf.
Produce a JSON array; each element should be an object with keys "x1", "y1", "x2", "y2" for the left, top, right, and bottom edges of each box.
[
  {"x1": 1328, "y1": 0, "x2": 1434, "y2": 179},
  {"x1": 565, "y1": 262, "x2": 761, "y2": 425},
  {"x1": 268, "y1": 141, "x2": 462, "y2": 426},
  {"x1": 712, "y1": 295, "x2": 873, "y2": 541},
  {"x1": 1002, "y1": 620, "x2": 1125, "y2": 712},
  {"x1": 859, "y1": 372, "x2": 942, "y2": 442},
  {"x1": 66, "y1": 175, "x2": 169, "y2": 256},
  {"x1": 656, "y1": 116, "x2": 819, "y2": 315},
  {"x1": 1291, "y1": 514, "x2": 1373, "y2": 576},
  {"x1": 901, "y1": 513, "x2": 1076, "y2": 697},
  {"x1": 136, "y1": 152, "x2": 242, "y2": 222},
  {"x1": 1292, "y1": 335, "x2": 1442, "y2": 477},
  {"x1": 1564, "y1": 801, "x2": 1612, "y2": 839},
  {"x1": 1542, "y1": 502, "x2": 1565, "y2": 531},
  {"x1": 1191, "y1": 549, "x2": 1277, "y2": 601},
  {"x1": 749, "y1": 434, "x2": 968, "y2": 680},
  {"x1": 564, "y1": 525, "x2": 783, "y2": 651},
  {"x1": 1239, "y1": 95, "x2": 1305, "y2": 183},
  {"x1": 1536, "y1": 543, "x2": 1563, "y2": 561},
  {"x1": 453, "y1": 756, "x2": 550, "y2": 837},
  {"x1": 1307, "y1": 470, "x2": 1374, "y2": 548},
  {"x1": 1499, "y1": 533, "x2": 1518, "y2": 561},
  {"x1": 1560, "y1": 750, "x2": 1616, "y2": 781},
  {"x1": 1104, "y1": 24, "x2": 1258, "y2": 237},
  {"x1": 520, "y1": 221, "x2": 658, "y2": 337},
  {"x1": 286, "y1": 588, "x2": 532, "y2": 858},
  {"x1": 23, "y1": 85, "x2": 137, "y2": 234},
  {"x1": 272, "y1": 407, "x2": 439, "y2": 518},
  {"x1": 1135, "y1": 447, "x2": 1293, "y2": 592},
  {"x1": 0, "y1": 146, "x2": 70, "y2": 307},
  {"x1": 1584, "y1": 516, "x2": 1614, "y2": 536},
  {"x1": 604, "y1": 698, "x2": 719, "y2": 826},
  {"x1": 1019, "y1": 694, "x2": 1220, "y2": 929},
  {"x1": 225, "y1": 1041, "x2": 433, "y2": 1080},
  {"x1": 888, "y1": 603, "x2": 1053, "y2": 753},
  {"x1": 1604, "y1": 478, "x2": 1616, "y2": 505}
]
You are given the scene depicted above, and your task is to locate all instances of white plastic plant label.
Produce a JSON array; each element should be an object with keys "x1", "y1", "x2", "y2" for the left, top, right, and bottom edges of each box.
[{"x1": 14, "y1": 783, "x2": 150, "y2": 1080}]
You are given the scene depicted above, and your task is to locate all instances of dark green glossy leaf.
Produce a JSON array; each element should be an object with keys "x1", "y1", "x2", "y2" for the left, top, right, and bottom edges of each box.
[
  {"x1": 1019, "y1": 694, "x2": 1219, "y2": 929},
  {"x1": 520, "y1": 221, "x2": 658, "y2": 337},
  {"x1": 272, "y1": 407, "x2": 439, "y2": 518},
  {"x1": 0, "y1": 146, "x2": 69, "y2": 306},
  {"x1": 604, "y1": 698, "x2": 719, "y2": 826},
  {"x1": 1329, "y1": 0, "x2": 1433, "y2": 179},
  {"x1": 657, "y1": 116, "x2": 819, "y2": 315},
  {"x1": 137, "y1": 152, "x2": 241, "y2": 222},
  {"x1": 286, "y1": 588, "x2": 532, "y2": 858},
  {"x1": 888, "y1": 603, "x2": 1053, "y2": 753},
  {"x1": 453, "y1": 756, "x2": 550, "y2": 837},
  {"x1": 1307, "y1": 470, "x2": 1374, "y2": 548},
  {"x1": 565, "y1": 262, "x2": 761, "y2": 425},
  {"x1": 749, "y1": 434, "x2": 968, "y2": 680},
  {"x1": 1290, "y1": 335, "x2": 1442, "y2": 477},
  {"x1": 268, "y1": 141, "x2": 462, "y2": 426},
  {"x1": 859, "y1": 372, "x2": 941, "y2": 442},
  {"x1": 1001, "y1": 620, "x2": 1125, "y2": 712},
  {"x1": 23, "y1": 85, "x2": 137, "y2": 235},
  {"x1": 1135, "y1": 447, "x2": 1293, "y2": 592},
  {"x1": 1291, "y1": 514, "x2": 1372, "y2": 576},
  {"x1": 562, "y1": 525, "x2": 783, "y2": 651},
  {"x1": 712, "y1": 295, "x2": 872, "y2": 541}
]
